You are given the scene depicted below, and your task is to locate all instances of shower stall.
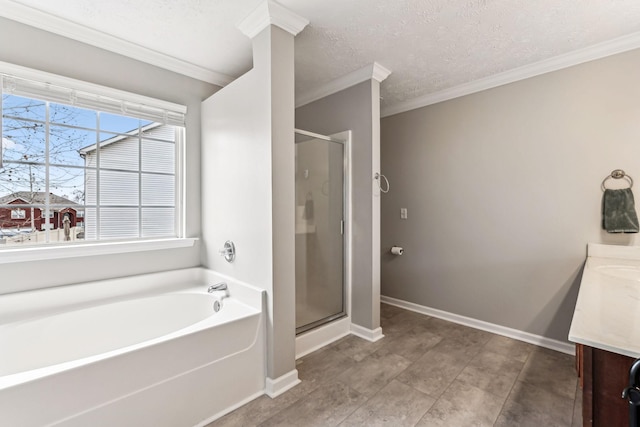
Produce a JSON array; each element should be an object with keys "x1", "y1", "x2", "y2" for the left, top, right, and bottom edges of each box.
[{"x1": 294, "y1": 129, "x2": 347, "y2": 334}]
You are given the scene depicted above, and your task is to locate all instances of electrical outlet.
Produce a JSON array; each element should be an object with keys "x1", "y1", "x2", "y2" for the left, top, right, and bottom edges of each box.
[{"x1": 400, "y1": 208, "x2": 407, "y2": 219}]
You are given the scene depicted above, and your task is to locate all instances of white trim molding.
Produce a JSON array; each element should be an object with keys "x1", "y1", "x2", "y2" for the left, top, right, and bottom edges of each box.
[
  {"x1": 295, "y1": 317, "x2": 351, "y2": 359},
  {"x1": 381, "y1": 31, "x2": 640, "y2": 117},
  {"x1": 350, "y1": 323, "x2": 385, "y2": 343},
  {"x1": 381, "y1": 296, "x2": 575, "y2": 355},
  {"x1": 0, "y1": 0, "x2": 234, "y2": 87},
  {"x1": 194, "y1": 390, "x2": 264, "y2": 427},
  {"x1": 296, "y1": 62, "x2": 392, "y2": 108},
  {"x1": 237, "y1": 0, "x2": 309, "y2": 39},
  {"x1": 265, "y1": 370, "x2": 301, "y2": 398},
  {"x1": 0, "y1": 238, "x2": 198, "y2": 264}
]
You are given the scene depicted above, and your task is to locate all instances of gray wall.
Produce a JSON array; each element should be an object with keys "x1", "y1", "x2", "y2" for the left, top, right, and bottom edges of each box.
[
  {"x1": 381, "y1": 48, "x2": 640, "y2": 342},
  {"x1": 296, "y1": 80, "x2": 380, "y2": 330},
  {"x1": 0, "y1": 18, "x2": 219, "y2": 294}
]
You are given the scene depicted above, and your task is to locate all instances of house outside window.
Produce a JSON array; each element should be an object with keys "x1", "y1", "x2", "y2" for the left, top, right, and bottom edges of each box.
[
  {"x1": 10, "y1": 208, "x2": 25, "y2": 219},
  {"x1": 0, "y1": 71, "x2": 186, "y2": 247}
]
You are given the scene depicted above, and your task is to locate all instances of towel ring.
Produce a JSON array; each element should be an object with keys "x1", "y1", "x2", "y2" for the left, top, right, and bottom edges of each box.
[
  {"x1": 375, "y1": 173, "x2": 390, "y2": 193},
  {"x1": 601, "y1": 169, "x2": 633, "y2": 191}
]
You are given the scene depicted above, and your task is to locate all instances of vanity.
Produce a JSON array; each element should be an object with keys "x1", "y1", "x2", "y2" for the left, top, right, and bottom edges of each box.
[{"x1": 570, "y1": 243, "x2": 640, "y2": 426}]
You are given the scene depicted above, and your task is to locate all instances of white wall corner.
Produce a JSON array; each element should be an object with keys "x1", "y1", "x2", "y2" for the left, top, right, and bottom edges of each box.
[
  {"x1": 350, "y1": 323, "x2": 385, "y2": 342},
  {"x1": 237, "y1": 0, "x2": 309, "y2": 39},
  {"x1": 296, "y1": 61, "x2": 392, "y2": 108},
  {"x1": 265, "y1": 369, "x2": 301, "y2": 398}
]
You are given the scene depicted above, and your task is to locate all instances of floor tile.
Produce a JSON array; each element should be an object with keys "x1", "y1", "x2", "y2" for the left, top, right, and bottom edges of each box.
[
  {"x1": 207, "y1": 392, "x2": 302, "y2": 427},
  {"x1": 330, "y1": 334, "x2": 385, "y2": 362},
  {"x1": 572, "y1": 381, "x2": 583, "y2": 427},
  {"x1": 468, "y1": 348, "x2": 525, "y2": 377},
  {"x1": 456, "y1": 364, "x2": 517, "y2": 400},
  {"x1": 212, "y1": 305, "x2": 581, "y2": 427},
  {"x1": 396, "y1": 349, "x2": 466, "y2": 399},
  {"x1": 429, "y1": 337, "x2": 487, "y2": 364},
  {"x1": 381, "y1": 309, "x2": 432, "y2": 337},
  {"x1": 340, "y1": 379, "x2": 435, "y2": 427},
  {"x1": 484, "y1": 334, "x2": 535, "y2": 363},
  {"x1": 416, "y1": 380, "x2": 505, "y2": 427},
  {"x1": 518, "y1": 348, "x2": 577, "y2": 400},
  {"x1": 259, "y1": 380, "x2": 367, "y2": 427},
  {"x1": 378, "y1": 328, "x2": 442, "y2": 361},
  {"x1": 296, "y1": 344, "x2": 358, "y2": 387},
  {"x1": 422, "y1": 317, "x2": 493, "y2": 346},
  {"x1": 380, "y1": 302, "x2": 406, "y2": 320},
  {"x1": 454, "y1": 349, "x2": 524, "y2": 398},
  {"x1": 338, "y1": 350, "x2": 412, "y2": 397},
  {"x1": 495, "y1": 380, "x2": 575, "y2": 427}
]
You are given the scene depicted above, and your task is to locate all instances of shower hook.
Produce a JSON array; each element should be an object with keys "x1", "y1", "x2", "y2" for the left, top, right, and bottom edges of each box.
[{"x1": 375, "y1": 173, "x2": 390, "y2": 193}]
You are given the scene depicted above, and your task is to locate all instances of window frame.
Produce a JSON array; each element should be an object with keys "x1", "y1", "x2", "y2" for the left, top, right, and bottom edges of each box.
[
  {"x1": 10, "y1": 208, "x2": 25, "y2": 219},
  {"x1": 0, "y1": 61, "x2": 193, "y2": 260}
]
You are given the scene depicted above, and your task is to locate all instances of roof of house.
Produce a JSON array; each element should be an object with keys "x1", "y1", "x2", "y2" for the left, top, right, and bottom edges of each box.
[
  {"x1": 0, "y1": 192, "x2": 78, "y2": 206},
  {"x1": 79, "y1": 121, "x2": 163, "y2": 155}
]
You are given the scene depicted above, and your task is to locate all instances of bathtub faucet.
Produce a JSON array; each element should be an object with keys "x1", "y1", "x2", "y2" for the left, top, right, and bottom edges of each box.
[{"x1": 208, "y1": 282, "x2": 228, "y2": 293}]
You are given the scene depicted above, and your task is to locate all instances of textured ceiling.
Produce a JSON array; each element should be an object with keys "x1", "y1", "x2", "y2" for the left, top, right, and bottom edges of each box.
[{"x1": 7, "y1": 0, "x2": 640, "y2": 113}]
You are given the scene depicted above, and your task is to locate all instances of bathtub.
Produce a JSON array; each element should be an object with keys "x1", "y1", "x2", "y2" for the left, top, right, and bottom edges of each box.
[{"x1": 0, "y1": 267, "x2": 266, "y2": 427}]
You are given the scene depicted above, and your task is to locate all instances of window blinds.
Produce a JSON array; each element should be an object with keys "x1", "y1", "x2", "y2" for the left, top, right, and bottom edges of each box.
[{"x1": 0, "y1": 68, "x2": 186, "y2": 127}]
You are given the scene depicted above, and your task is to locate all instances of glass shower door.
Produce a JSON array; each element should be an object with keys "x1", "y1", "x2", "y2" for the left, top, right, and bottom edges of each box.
[{"x1": 295, "y1": 131, "x2": 345, "y2": 334}]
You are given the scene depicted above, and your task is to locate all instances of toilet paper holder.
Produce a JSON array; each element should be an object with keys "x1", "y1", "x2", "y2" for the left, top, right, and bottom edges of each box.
[{"x1": 390, "y1": 246, "x2": 404, "y2": 256}]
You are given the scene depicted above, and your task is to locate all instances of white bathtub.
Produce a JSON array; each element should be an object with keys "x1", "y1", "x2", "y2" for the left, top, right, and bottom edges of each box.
[{"x1": 0, "y1": 267, "x2": 266, "y2": 427}]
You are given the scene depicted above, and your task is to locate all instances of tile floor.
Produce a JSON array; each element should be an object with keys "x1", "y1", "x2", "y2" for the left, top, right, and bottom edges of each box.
[{"x1": 209, "y1": 303, "x2": 581, "y2": 427}]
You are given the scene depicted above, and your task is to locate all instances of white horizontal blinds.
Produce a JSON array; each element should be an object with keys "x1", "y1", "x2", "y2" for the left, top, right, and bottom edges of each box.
[
  {"x1": 97, "y1": 133, "x2": 140, "y2": 171},
  {"x1": 100, "y1": 207, "x2": 139, "y2": 239},
  {"x1": 142, "y1": 207, "x2": 174, "y2": 237},
  {"x1": 139, "y1": 126, "x2": 176, "y2": 238},
  {"x1": 0, "y1": 74, "x2": 186, "y2": 127}
]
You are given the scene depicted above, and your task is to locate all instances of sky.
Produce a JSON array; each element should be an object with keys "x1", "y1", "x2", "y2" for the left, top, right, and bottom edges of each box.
[{"x1": 2, "y1": 93, "x2": 154, "y2": 204}]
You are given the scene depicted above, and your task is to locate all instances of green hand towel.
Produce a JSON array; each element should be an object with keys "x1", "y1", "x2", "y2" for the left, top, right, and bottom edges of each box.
[{"x1": 602, "y1": 188, "x2": 640, "y2": 233}]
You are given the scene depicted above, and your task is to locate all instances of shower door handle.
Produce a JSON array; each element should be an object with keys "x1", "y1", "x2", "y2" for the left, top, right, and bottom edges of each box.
[{"x1": 340, "y1": 220, "x2": 344, "y2": 235}]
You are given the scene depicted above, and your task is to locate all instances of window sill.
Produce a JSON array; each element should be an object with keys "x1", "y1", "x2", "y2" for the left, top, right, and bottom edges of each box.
[{"x1": 0, "y1": 238, "x2": 198, "y2": 264}]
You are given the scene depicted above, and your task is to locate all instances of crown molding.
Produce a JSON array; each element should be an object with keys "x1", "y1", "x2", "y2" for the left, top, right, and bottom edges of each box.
[
  {"x1": 381, "y1": 31, "x2": 640, "y2": 118},
  {"x1": 296, "y1": 62, "x2": 392, "y2": 108},
  {"x1": 237, "y1": 0, "x2": 309, "y2": 39},
  {"x1": 0, "y1": 0, "x2": 234, "y2": 87}
]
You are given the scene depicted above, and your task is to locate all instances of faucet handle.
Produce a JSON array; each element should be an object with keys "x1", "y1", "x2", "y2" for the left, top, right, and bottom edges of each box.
[{"x1": 219, "y1": 240, "x2": 235, "y2": 263}]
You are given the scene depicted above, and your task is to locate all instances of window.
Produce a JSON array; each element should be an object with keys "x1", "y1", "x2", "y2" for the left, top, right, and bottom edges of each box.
[
  {"x1": 11, "y1": 208, "x2": 25, "y2": 219},
  {"x1": 0, "y1": 69, "x2": 186, "y2": 247}
]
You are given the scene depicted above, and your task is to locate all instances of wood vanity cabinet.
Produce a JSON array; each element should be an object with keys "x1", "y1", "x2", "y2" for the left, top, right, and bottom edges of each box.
[{"x1": 577, "y1": 343, "x2": 634, "y2": 426}]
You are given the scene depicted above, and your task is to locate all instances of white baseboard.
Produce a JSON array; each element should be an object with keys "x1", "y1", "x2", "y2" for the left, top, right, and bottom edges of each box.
[
  {"x1": 296, "y1": 317, "x2": 351, "y2": 359},
  {"x1": 381, "y1": 296, "x2": 575, "y2": 355},
  {"x1": 194, "y1": 390, "x2": 264, "y2": 427},
  {"x1": 265, "y1": 370, "x2": 301, "y2": 398},
  {"x1": 350, "y1": 323, "x2": 385, "y2": 342}
]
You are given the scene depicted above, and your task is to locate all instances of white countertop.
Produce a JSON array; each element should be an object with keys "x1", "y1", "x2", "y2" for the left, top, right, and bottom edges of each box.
[{"x1": 569, "y1": 244, "x2": 640, "y2": 358}]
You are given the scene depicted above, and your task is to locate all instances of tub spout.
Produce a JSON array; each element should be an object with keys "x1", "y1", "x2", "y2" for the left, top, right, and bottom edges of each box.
[{"x1": 208, "y1": 282, "x2": 228, "y2": 293}]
